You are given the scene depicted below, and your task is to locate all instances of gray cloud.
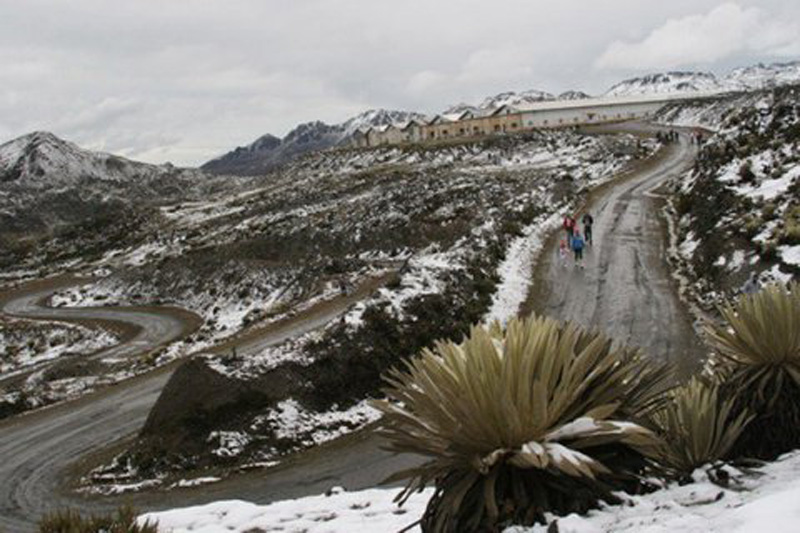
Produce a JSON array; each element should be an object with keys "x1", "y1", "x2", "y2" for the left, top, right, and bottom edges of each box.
[
  {"x1": 0, "y1": 0, "x2": 798, "y2": 166},
  {"x1": 595, "y1": 3, "x2": 800, "y2": 70}
]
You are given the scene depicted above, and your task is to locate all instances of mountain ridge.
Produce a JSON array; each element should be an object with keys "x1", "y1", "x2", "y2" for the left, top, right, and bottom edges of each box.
[{"x1": 201, "y1": 109, "x2": 426, "y2": 176}]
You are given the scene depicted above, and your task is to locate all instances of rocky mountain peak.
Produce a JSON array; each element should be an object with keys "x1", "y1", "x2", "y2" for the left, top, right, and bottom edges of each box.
[
  {"x1": 479, "y1": 89, "x2": 555, "y2": 109},
  {"x1": 604, "y1": 71, "x2": 723, "y2": 97}
]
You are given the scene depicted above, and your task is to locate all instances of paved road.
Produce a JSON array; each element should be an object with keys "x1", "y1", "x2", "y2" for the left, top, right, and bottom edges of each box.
[
  {"x1": 532, "y1": 127, "x2": 705, "y2": 372},
  {"x1": 2, "y1": 281, "x2": 192, "y2": 368},
  {"x1": 0, "y1": 275, "x2": 405, "y2": 531}
]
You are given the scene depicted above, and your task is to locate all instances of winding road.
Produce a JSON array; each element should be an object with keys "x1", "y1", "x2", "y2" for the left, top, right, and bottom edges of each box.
[
  {"x1": 0, "y1": 273, "x2": 404, "y2": 530},
  {"x1": 529, "y1": 125, "x2": 705, "y2": 373},
  {"x1": 0, "y1": 123, "x2": 704, "y2": 530},
  {"x1": 1, "y1": 277, "x2": 197, "y2": 372}
]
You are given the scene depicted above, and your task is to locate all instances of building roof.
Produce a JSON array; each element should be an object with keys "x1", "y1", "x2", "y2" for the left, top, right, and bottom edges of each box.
[{"x1": 399, "y1": 118, "x2": 426, "y2": 130}]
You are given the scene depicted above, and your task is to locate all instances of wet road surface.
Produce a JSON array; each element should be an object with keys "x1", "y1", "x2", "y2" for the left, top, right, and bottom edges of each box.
[{"x1": 532, "y1": 128, "x2": 705, "y2": 371}]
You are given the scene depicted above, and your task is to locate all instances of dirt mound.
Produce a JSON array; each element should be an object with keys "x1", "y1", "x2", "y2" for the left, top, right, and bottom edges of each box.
[{"x1": 140, "y1": 356, "x2": 306, "y2": 456}]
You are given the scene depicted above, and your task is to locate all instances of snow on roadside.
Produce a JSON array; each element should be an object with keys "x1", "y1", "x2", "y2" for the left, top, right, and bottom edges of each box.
[
  {"x1": 485, "y1": 207, "x2": 566, "y2": 324},
  {"x1": 143, "y1": 451, "x2": 800, "y2": 533},
  {"x1": 251, "y1": 399, "x2": 382, "y2": 447},
  {"x1": 142, "y1": 487, "x2": 433, "y2": 533}
]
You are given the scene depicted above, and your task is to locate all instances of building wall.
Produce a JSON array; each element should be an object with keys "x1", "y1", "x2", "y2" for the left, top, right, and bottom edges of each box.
[
  {"x1": 403, "y1": 124, "x2": 424, "y2": 143},
  {"x1": 351, "y1": 133, "x2": 369, "y2": 148},
  {"x1": 366, "y1": 130, "x2": 384, "y2": 146},
  {"x1": 379, "y1": 127, "x2": 406, "y2": 145},
  {"x1": 421, "y1": 112, "x2": 524, "y2": 141},
  {"x1": 520, "y1": 101, "x2": 663, "y2": 129}
]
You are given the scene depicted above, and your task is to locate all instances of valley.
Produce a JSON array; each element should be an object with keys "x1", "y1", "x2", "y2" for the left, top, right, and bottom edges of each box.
[{"x1": 1, "y1": 59, "x2": 799, "y2": 531}]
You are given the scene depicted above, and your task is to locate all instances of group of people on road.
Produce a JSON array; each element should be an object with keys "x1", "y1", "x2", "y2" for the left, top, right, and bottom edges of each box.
[
  {"x1": 656, "y1": 129, "x2": 705, "y2": 146},
  {"x1": 656, "y1": 130, "x2": 680, "y2": 144},
  {"x1": 561, "y1": 212, "x2": 594, "y2": 269}
]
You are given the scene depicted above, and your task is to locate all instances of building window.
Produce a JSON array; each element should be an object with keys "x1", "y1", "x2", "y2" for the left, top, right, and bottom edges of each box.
[
  {"x1": 528, "y1": 121, "x2": 533, "y2": 126},
  {"x1": 459, "y1": 128, "x2": 465, "y2": 135},
  {"x1": 429, "y1": 131, "x2": 435, "y2": 138},
  {"x1": 442, "y1": 129, "x2": 448, "y2": 136},
  {"x1": 494, "y1": 125, "x2": 501, "y2": 132},
  {"x1": 543, "y1": 120, "x2": 548, "y2": 125},
  {"x1": 511, "y1": 122, "x2": 517, "y2": 128}
]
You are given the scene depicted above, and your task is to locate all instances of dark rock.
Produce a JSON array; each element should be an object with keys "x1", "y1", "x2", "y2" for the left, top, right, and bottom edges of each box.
[{"x1": 140, "y1": 356, "x2": 305, "y2": 455}]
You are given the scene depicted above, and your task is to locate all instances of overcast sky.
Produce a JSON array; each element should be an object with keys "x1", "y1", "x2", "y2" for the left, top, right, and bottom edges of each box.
[{"x1": 1, "y1": 0, "x2": 799, "y2": 166}]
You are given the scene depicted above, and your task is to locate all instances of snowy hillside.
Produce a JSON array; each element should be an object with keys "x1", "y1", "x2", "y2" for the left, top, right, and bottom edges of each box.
[
  {"x1": 201, "y1": 109, "x2": 426, "y2": 176},
  {"x1": 725, "y1": 61, "x2": 800, "y2": 91},
  {"x1": 0, "y1": 131, "x2": 242, "y2": 273},
  {"x1": 604, "y1": 61, "x2": 800, "y2": 98},
  {"x1": 658, "y1": 84, "x2": 800, "y2": 310},
  {"x1": 78, "y1": 129, "x2": 653, "y2": 491},
  {"x1": 605, "y1": 71, "x2": 724, "y2": 97}
]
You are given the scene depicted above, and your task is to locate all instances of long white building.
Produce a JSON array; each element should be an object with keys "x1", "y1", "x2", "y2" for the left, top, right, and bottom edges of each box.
[{"x1": 352, "y1": 91, "x2": 726, "y2": 147}]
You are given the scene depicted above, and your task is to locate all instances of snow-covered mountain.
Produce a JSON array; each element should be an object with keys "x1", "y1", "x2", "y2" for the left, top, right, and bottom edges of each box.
[
  {"x1": 0, "y1": 131, "x2": 204, "y2": 188},
  {"x1": 604, "y1": 72, "x2": 725, "y2": 97},
  {"x1": 201, "y1": 109, "x2": 426, "y2": 176},
  {"x1": 479, "y1": 90, "x2": 555, "y2": 109},
  {"x1": 603, "y1": 62, "x2": 800, "y2": 98},
  {"x1": 0, "y1": 131, "x2": 229, "y2": 246},
  {"x1": 557, "y1": 90, "x2": 592, "y2": 100},
  {"x1": 445, "y1": 89, "x2": 587, "y2": 114},
  {"x1": 339, "y1": 109, "x2": 426, "y2": 136},
  {"x1": 442, "y1": 102, "x2": 480, "y2": 115},
  {"x1": 724, "y1": 61, "x2": 800, "y2": 90}
]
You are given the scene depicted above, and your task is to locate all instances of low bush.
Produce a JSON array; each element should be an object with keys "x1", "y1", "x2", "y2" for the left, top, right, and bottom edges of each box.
[
  {"x1": 38, "y1": 505, "x2": 158, "y2": 533},
  {"x1": 374, "y1": 315, "x2": 670, "y2": 532},
  {"x1": 650, "y1": 377, "x2": 752, "y2": 475},
  {"x1": 761, "y1": 202, "x2": 777, "y2": 221},
  {"x1": 705, "y1": 282, "x2": 800, "y2": 459}
]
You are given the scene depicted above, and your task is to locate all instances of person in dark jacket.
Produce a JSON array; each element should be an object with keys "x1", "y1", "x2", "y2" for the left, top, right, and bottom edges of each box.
[{"x1": 581, "y1": 212, "x2": 594, "y2": 245}]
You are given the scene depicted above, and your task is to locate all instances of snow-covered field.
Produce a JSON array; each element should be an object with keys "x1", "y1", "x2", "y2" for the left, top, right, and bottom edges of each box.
[{"x1": 142, "y1": 451, "x2": 800, "y2": 533}]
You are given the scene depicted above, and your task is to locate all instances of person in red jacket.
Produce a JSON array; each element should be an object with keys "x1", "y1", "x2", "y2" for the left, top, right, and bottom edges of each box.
[{"x1": 563, "y1": 214, "x2": 575, "y2": 241}]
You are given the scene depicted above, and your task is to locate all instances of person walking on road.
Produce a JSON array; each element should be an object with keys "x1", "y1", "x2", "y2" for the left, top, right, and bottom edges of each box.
[
  {"x1": 581, "y1": 212, "x2": 594, "y2": 245},
  {"x1": 563, "y1": 214, "x2": 576, "y2": 241},
  {"x1": 571, "y1": 231, "x2": 585, "y2": 268},
  {"x1": 559, "y1": 238, "x2": 569, "y2": 267}
]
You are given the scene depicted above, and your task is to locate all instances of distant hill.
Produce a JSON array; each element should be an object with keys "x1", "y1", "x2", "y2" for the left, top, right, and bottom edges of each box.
[
  {"x1": 201, "y1": 109, "x2": 426, "y2": 176},
  {"x1": 724, "y1": 61, "x2": 800, "y2": 90},
  {"x1": 0, "y1": 131, "x2": 226, "y2": 244},
  {"x1": 603, "y1": 61, "x2": 800, "y2": 97}
]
